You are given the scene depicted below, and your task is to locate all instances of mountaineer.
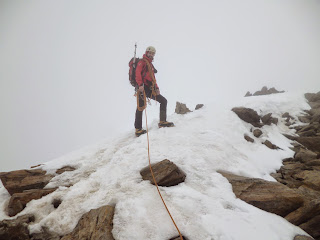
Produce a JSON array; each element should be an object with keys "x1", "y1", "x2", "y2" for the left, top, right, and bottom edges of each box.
[{"x1": 134, "y1": 46, "x2": 174, "y2": 137}]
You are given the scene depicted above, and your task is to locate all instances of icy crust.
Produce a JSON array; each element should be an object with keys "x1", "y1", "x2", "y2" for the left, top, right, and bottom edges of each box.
[{"x1": 0, "y1": 92, "x2": 311, "y2": 239}]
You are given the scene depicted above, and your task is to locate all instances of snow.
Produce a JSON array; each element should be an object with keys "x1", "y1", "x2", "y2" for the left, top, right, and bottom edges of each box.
[{"x1": 0, "y1": 91, "x2": 312, "y2": 239}]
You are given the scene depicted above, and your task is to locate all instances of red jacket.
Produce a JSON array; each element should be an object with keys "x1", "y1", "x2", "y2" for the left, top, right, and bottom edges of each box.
[{"x1": 135, "y1": 54, "x2": 159, "y2": 89}]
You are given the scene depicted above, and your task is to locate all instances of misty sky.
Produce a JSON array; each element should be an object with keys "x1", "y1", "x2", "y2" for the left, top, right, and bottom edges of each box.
[{"x1": 1, "y1": 0, "x2": 320, "y2": 172}]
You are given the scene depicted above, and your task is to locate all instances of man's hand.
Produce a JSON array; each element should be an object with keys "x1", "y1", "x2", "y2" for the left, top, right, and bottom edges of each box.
[
  {"x1": 138, "y1": 85, "x2": 144, "y2": 92},
  {"x1": 156, "y1": 89, "x2": 160, "y2": 95}
]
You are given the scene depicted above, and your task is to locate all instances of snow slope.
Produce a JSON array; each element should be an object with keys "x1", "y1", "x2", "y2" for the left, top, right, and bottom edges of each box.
[{"x1": 0, "y1": 92, "x2": 312, "y2": 240}]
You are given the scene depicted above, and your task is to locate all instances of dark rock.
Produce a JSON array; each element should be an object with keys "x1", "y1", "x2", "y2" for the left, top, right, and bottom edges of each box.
[
  {"x1": 252, "y1": 86, "x2": 285, "y2": 96},
  {"x1": 294, "y1": 149, "x2": 317, "y2": 163},
  {"x1": 299, "y1": 116, "x2": 311, "y2": 124},
  {"x1": 8, "y1": 188, "x2": 57, "y2": 216},
  {"x1": 52, "y1": 199, "x2": 62, "y2": 208},
  {"x1": 231, "y1": 107, "x2": 262, "y2": 128},
  {"x1": 244, "y1": 91, "x2": 252, "y2": 97},
  {"x1": 175, "y1": 102, "x2": 191, "y2": 114},
  {"x1": 299, "y1": 215, "x2": 320, "y2": 239},
  {"x1": 261, "y1": 113, "x2": 278, "y2": 126},
  {"x1": 219, "y1": 171, "x2": 304, "y2": 217},
  {"x1": 140, "y1": 159, "x2": 186, "y2": 187},
  {"x1": 0, "y1": 169, "x2": 54, "y2": 195},
  {"x1": 295, "y1": 137, "x2": 320, "y2": 153},
  {"x1": 195, "y1": 104, "x2": 204, "y2": 110},
  {"x1": 253, "y1": 129, "x2": 263, "y2": 138},
  {"x1": 293, "y1": 171, "x2": 320, "y2": 191},
  {"x1": 263, "y1": 140, "x2": 281, "y2": 150},
  {"x1": 244, "y1": 135, "x2": 254, "y2": 143},
  {"x1": 56, "y1": 166, "x2": 76, "y2": 175},
  {"x1": 61, "y1": 205, "x2": 115, "y2": 240},
  {"x1": 0, "y1": 214, "x2": 35, "y2": 240}
]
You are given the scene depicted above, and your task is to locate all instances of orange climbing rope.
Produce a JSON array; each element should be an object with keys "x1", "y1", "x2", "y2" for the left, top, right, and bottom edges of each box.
[{"x1": 144, "y1": 105, "x2": 183, "y2": 240}]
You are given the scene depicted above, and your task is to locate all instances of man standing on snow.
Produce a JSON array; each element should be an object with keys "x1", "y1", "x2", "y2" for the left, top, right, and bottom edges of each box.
[{"x1": 134, "y1": 46, "x2": 174, "y2": 137}]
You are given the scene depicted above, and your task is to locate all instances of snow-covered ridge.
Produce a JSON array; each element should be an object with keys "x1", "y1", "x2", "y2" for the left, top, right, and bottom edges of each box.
[{"x1": 0, "y1": 92, "x2": 311, "y2": 240}]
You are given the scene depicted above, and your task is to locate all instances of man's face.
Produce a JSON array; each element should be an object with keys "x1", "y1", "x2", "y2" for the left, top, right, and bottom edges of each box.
[{"x1": 147, "y1": 51, "x2": 155, "y2": 60}]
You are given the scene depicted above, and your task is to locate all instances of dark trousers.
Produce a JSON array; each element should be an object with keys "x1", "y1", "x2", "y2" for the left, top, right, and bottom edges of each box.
[{"x1": 134, "y1": 86, "x2": 167, "y2": 129}]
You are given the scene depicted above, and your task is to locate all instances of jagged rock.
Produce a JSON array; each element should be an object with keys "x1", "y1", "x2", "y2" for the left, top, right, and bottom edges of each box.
[
  {"x1": 175, "y1": 102, "x2": 191, "y2": 114},
  {"x1": 56, "y1": 166, "x2": 76, "y2": 174},
  {"x1": 295, "y1": 137, "x2": 320, "y2": 153},
  {"x1": 0, "y1": 214, "x2": 35, "y2": 240},
  {"x1": 231, "y1": 107, "x2": 262, "y2": 128},
  {"x1": 252, "y1": 86, "x2": 285, "y2": 96},
  {"x1": 140, "y1": 159, "x2": 186, "y2": 187},
  {"x1": 293, "y1": 171, "x2": 320, "y2": 191},
  {"x1": 253, "y1": 129, "x2": 263, "y2": 138},
  {"x1": 285, "y1": 199, "x2": 320, "y2": 226},
  {"x1": 244, "y1": 135, "x2": 254, "y2": 143},
  {"x1": 294, "y1": 235, "x2": 315, "y2": 240},
  {"x1": 263, "y1": 140, "x2": 281, "y2": 150},
  {"x1": 219, "y1": 171, "x2": 304, "y2": 217},
  {"x1": 299, "y1": 215, "x2": 320, "y2": 239},
  {"x1": 244, "y1": 91, "x2": 252, "y2": 97},
  {"x1": 305, "y1": 92, "x2": 320, "y2": 103},
  {"x1": 283, "y1": 112, "x2": 294, "y2": 119},
  {"x1": 309, "y1": 101, "x2": 320, "y2": 109},
  {"x1": 61, "y1": 205, "x2": 115, "y2": 240},
  {"x1": 261, "y1": 113, "x2": 278, "y2": 126},
  {"x1": 0, "y1": 169, "x2": 54, "y2": 195},
  {"x1": 195, "y1": 104, "x2": 204, "y2": 110},
  {"x1": 294, "y1": 149, "x2": 318, "y2": 163},
  {"x1": 8, "y1": 188, "x2": 57, "y2": 216}
]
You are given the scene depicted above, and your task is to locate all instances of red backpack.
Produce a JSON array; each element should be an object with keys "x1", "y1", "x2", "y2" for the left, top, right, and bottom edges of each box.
[{"x1": 128, "y1": 57, "x2": 141, "y2": 88}]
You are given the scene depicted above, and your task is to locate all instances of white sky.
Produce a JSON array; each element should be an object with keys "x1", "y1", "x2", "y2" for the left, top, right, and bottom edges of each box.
[{"x1": 1, "y1": 0, "x2": 320, "y2": 172}]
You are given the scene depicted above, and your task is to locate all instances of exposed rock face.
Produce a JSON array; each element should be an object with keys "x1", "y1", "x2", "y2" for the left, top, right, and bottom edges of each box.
[
  {"x1": 140, "y1": 159, "x2": 186, "y2": 187},
  {"x1": 195, "y1": 104, "x2": 204, "y2": 110},
  {"x1": 261, "y1": 113, "x2": 278, "y2": 125},
  {"x1": 61, "y1": 205, "x2": 115, "y2": 240},
  {"x1": 0, "y1": 214, "x2": 35, "y2": 240},
  {"x1": 245, "y1": 86, "x2": 285, "y2": 97},
  {"x1": 8, "y1": 188, "x2": 57, "y2": 217},
  {"x1": 0, "y1": 166, "x2": 76, "y2": 217},
  {"x1": 219, "y1": 171, "x2": 304, "y2": 217},
  {"x1": 231, "y1": 107, "x2": 262, "y2": 128},
  {"x1": 0, "y1": 169, "x2": 54, "y2": 195},
  {"x1": 175, "y1": 102, "x2": 191, "y2": 114}
]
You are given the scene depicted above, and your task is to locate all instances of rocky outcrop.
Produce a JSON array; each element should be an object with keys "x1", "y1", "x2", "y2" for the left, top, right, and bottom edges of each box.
[
  {"x1": 8, "y1": 188, "x2": 57, "y2": 217},
  {"x1": 253, "y1": 129, "x2": 263, "y2": 138},
  {"x1": 219, "y1": 171, "x2": 304, "y2": 217},
  {"x1": 263, "y1": 140, "x2": 281, "y2": 150},
  {"x1": 195, "y1": 104, "x2": 204, "y2": 110},
  {"x1": 245, "y1": 86, "x2": 285, "y2": 97},
  {"x1": 244, "y1": 135, "x2": 254, "y2": 143},
  {"x1": 175, "y1": 102, "x2": 192, "y2": 114},
  {"x1": 0, "y1": 214, "x2": 35, "y2": 240},
  {"x1": 0, "y1": 166, "x2": 76, "y2": 217},
  {"x1": 261, "y1": 113, "x2": 278, "y2": 125},
  {"x1": 232, "y1": 107, "x2": 262, "y2": 128},
  {"x1": 140, "y1": 159, "x2": 186, "y2": 187},
  {"x1": 61, "y1": 205, "x2": 115, "y2": 240}
]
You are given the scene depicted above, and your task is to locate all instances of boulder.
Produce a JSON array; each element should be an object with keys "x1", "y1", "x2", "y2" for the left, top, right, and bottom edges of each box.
[
  {"x1": 61, "y1": 205, "x2": 115, "y2": 240},
  {"x1": 56, "y1": 166, "x2": 76, "y2": 174},
  {"x1": 293, "y1": 171, "x2": 320, "y2": 191},
  {"x1": 294, "y1": 149, "x2": 318, "y2": 163},
  {"x1": 299, "y1": 215, "x2": 320, "y2": 239},
  {"x1": 219, "y1": 171, "x2": 304, "y2": 217},
  {"x1": 195, "y1": 104, "x2": 204, "y2": 110},
  {"x1": 140, "y1": 159, "x2": 186, "y2": 187},
  {"x1": 8, "y1": 188, "x2": 57, "y2": 216},
  {"x1": 253, "y1": 129, "x2": 263, "y2": 138},
  {"x1": 175, "y1": 102, "x2": 191, "y2": 114},
  {"x1": 294, "y1": 235, "x2": 314, "y2": 240},
  {"x1": 261, "y1": 113, "x2": 278, "y2": 125},
  {"x1": 0, "y1": 214, "x2": 35, "y2": 240},
  {"x1": 0, "y1": 169, "x2": 54, "y2": 195},
  {"x1": 231, "y1": 107, "x2": 262, "y2": 128},
  {"x1": 263, "y1": 140, "x2": 281, "y2": 150},
  {"x1": 244, "y1": 135, "x2": 254, "y2": 143},
  {"x1": 295, "y1": 137, "x2": 320, "y2": 153}
]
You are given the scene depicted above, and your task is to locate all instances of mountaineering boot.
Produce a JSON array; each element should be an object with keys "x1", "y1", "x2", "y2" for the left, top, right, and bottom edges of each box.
[
  {"x1": 135, "y1": 128, "x2": 147, "y2": 137},
  {"x1": 158, "y1": 121, "x2": 174, "y2": 128}
]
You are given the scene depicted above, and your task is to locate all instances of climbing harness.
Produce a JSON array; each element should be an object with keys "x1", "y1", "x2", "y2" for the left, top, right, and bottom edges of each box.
[{"x1": 144, "y1": 106, "x2": 183, "y2": 240}]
